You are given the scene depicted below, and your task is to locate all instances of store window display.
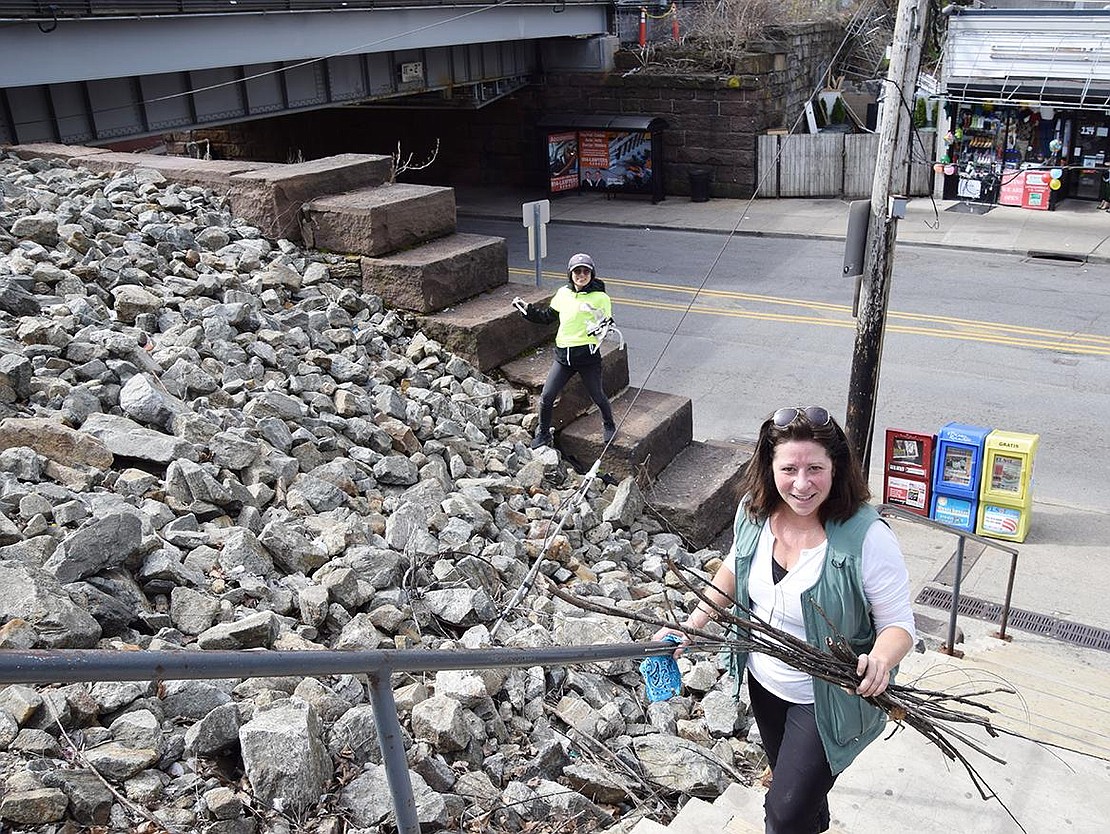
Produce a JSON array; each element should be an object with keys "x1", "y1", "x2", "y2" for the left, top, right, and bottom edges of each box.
[{"x1": 940, "y1": 103, "x2": 1110, "y2": 209}]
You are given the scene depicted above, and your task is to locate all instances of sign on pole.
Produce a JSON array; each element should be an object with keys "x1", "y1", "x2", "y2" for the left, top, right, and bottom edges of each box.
[{"x1": 522, "y1": 199, "x2": 550, "y2": 286}]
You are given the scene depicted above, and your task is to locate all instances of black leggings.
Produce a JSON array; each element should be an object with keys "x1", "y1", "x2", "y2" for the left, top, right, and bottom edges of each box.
[
  {"x1": 748, "y1": 672, "x2": 837, "y2": 834},
  {"x1": 539, "y1": 360, "x2": 614, "y2": 430}
]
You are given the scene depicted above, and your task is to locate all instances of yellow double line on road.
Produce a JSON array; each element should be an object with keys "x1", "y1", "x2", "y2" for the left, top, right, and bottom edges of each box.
[{"x1": 510, "y1": 268, "x2": 1110, "y2": 356}]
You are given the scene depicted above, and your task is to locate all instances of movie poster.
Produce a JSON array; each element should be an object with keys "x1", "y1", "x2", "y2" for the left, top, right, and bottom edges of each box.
[
  {"x1": 548, "y1": 132, "x2": 579, "y2": 194},
  {"x1": 578, "y1": 130, "x2": 653, "y2": 194}
]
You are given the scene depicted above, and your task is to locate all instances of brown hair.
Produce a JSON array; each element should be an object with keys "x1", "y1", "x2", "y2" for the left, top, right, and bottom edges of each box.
[{"x1": 737, "y1": 409, "x2": 871, "y2": 524}]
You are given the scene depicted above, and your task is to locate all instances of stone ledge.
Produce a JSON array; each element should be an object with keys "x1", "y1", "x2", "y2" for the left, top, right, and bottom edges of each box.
[
  {"x1": 229, "y1": 153, "x2": 392, "y2": 242},
  {"x1": 557, "y1": 387, "x2": 692, "y2": 481},
  {"x1": 414, "y1": 284, "x2": 557, "y2": 372},
  {"x1": 499, "y1": 341, "x2": 629, "y2": 430},
  {"x1": 301, "y1": 183, "x2": 456, "y2": 256},
  {"x1": 72, "y1": 153, "x2": 274, "y2": 188},
  {"x1": 646, "y1": 438, "x2": 753, "y2": 550},
  {"x1": 361, "y1": 232, "x2": 506, "y2": 314},
  {"x1": 2, "y1": 143, "x2": 110, "y2": 162}
]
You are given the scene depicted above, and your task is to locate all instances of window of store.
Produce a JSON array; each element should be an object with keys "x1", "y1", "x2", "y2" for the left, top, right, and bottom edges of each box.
[{"x1": 940, "y1": 102, "x2": 1110, "y2": 210}]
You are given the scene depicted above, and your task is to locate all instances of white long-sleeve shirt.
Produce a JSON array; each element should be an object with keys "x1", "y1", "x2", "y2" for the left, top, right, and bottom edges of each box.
[{"x1": 746, "y1": 520, "x2": 916, "y2": 704}]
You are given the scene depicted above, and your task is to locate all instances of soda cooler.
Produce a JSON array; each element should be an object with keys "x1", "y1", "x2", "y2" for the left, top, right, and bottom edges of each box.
[
  {"x1": 976, "y1": 430, "x2": 1040, "y2": 542},
  {"x1": 930, "y1": 423, "x2": 991, "y2": 531}
]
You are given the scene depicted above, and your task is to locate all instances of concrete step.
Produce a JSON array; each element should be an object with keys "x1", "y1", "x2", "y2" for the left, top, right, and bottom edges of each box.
[
  {"x1": 628, "y1": 818, "x2": 670, "y2": 834},
  {"x1": 72, "y1": 152, "x2": 275, "y2": 188},
  {"x1": 300, "y1": 182, "x2": 456, "y2": 256},
  {"x1": 557, "y1": 387, "x2": 692, "y2": 481},
  {"x1": 362, "y1": 232, "x2": 508, "y2": 314},
  {"x1": 414, "y1": 283, "x2": 557, "y2": 372},
  {"x1": 499, "y1": 341, "x2": 629, "y2": 430},
  {"x1": 897, "y1": 640, "x2": 1110, "y2": 760},
  {"x1": 668, "y1": 796, "x2": 735, "y2": 832},
  {"x1": 646, "y1": 439, "x2": 753, "y2": 550},
  {"x1": 715, "y1": 783, "x2": 765, "y2": 833},
  {"x1": 228, "y1": 153, "x2": 392, "y2": 241}
]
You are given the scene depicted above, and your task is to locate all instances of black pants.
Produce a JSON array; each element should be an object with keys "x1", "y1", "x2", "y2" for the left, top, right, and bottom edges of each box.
[
  {"x1": 538, "y1": 358, "x2": 614, "y2": 431},
  {"x1": 748, "y1": 672, "x2": 837, "y2": 834}
]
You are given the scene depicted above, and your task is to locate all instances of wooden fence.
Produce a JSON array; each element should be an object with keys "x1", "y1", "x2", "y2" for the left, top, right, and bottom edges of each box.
[{"x1": 758, "y1": 131, "x2": 934, "y2": 198}]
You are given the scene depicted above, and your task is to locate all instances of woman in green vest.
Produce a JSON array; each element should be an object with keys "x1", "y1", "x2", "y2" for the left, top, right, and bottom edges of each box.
[
  {"x1": 655, "y1": 406, "x2": 916, "y2": 833},
  {"x1": 515, "y1": 252, "x2": 617, "y2": 449}
]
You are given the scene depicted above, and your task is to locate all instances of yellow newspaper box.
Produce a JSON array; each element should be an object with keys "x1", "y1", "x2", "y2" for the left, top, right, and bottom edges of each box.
[{"x1": 976, "y1": 430, "x2": 1040, "y2": 542}]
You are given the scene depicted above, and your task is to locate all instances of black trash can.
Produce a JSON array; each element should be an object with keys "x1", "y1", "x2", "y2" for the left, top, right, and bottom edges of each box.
[{"x1": 688, "y1": 167, "x2": 711, "y2": 203}]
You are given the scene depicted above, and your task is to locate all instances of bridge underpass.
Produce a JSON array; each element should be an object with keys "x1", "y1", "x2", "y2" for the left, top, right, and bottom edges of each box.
[{"x1": 0, "y1": 0, "x2": 612, "y2": 145}]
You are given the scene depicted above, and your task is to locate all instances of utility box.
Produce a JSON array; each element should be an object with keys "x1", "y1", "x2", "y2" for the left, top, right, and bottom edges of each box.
[
  {"x1": 882, "y1": 429, "x2": 935, "y2": 517},
  {"x1": 976, "y1": 430, "x2": 1040, "y2": 542},
  {"x1": 930, "y1": 422, "x2": 991, "y2": 531}
]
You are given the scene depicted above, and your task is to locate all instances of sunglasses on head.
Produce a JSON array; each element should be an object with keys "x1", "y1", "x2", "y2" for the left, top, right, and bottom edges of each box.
[{"x1": 772, "y1": 406, "x2": 832, "y2": 428}]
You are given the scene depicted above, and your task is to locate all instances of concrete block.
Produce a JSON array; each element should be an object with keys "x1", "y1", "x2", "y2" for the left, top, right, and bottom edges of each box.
[
  {"x1": 414, "y1": 284, "x2": 557, "y2": 372},
  {"x1": 73, "y1": 153, "x2": 274, "y2": 188},
  {"x1": 671, "y1": 796, "x2": 734, "y2": 832},
  {"x1": 362, "y1": 233, "x2": 507, "y2": 314},
  {"x1": 229, "y1": 153, "x2": 392, "y2": 241},
  {"x1": 647, "y1": 439, "x2": 753, "y2": 550},
  {"x1": 3, "y1": 143, "x2": 109, "y2": 162},
  {"x1": 557, "y1": 388, "x2": 692, "y2": 480},
  {"x1": 628, "y1": 818, "x2": 671, "y2": 834},
  {"x1": 500, "y1": 340, "x2": 629, "y2": 430},
  {"x1": 301, "y1": 183, "x2": 456, "y2": 256},
  {"x1": 715, "y1": 779, "x2": 766, "y2": 820}
]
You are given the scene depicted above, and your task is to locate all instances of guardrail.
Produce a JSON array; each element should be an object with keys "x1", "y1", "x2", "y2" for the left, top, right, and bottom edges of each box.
[
  {"x1": 877, "y1": 503, "x2": 1020, "y2": 656},
  {"x1": 0, "y1": 641, "x2": 675, "y2": 834}
]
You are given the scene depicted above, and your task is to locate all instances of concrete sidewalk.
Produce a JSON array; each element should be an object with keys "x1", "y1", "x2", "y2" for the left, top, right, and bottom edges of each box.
[{"x1": 455, "y1": 186, "x2": 1110, "y2": 263}]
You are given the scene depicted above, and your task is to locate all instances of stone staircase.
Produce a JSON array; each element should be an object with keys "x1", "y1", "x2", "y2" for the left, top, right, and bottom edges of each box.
[{"x1": 7, "y1": 143, "x2": 751, "y2": 547}]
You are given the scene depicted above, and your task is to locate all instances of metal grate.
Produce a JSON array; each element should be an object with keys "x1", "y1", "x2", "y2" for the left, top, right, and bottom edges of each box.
[
  {"x1": 915, "y1": 586, "x2": 1110, "y2": 652},
  {"x1": 1025, "y1": 251, "x2": 1087, "y2": 264}
]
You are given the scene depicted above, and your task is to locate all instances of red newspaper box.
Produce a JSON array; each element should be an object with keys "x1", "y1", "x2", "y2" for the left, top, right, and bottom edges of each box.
[{"x1": 883, "y1": 429, "x2": 936, "y2": 516}]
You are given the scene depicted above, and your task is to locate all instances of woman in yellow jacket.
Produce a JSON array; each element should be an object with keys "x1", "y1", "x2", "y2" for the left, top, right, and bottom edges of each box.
[{"x1": 517, "y1": 253, "x2": 617, "y2": 449}]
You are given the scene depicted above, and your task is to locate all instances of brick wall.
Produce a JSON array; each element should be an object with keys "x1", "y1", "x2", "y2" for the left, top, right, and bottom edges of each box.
[{"x1": 165, "y1": 22, "x2": 844, "y2": 200}]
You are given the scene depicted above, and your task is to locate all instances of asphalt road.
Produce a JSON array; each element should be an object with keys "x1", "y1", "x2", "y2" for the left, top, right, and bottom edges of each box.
[{"x1": 459, "y1": 217, "x2": 1110, "y2": 510}]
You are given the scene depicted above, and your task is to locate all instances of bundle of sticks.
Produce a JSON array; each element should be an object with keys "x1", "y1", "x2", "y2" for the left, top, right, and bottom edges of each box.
[{"x1": 542, "y1": 559, "x2": 1027, "y2": 812}]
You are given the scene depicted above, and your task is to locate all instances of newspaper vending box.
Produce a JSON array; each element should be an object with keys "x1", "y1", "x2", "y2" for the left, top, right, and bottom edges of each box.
[
  {"x1": 976, "y1": 430, "x2": 1040, "y2": 542},
  {"x1": 882, "y1": 429, "x2": 935, "y2": 516},
  {"x1": 929, "y1": 422, "x2": 991, "y2": 531}
]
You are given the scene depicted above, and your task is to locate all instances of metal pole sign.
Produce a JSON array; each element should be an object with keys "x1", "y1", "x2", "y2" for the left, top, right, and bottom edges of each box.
[{"x1": 522, "y1": 199, "x2": 550, "y2": 286}]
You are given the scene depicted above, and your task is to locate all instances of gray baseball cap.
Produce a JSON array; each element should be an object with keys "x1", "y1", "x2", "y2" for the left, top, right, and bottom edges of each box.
[{"x1": 567, "y1": 253, "x2": 595, "y2": 277}]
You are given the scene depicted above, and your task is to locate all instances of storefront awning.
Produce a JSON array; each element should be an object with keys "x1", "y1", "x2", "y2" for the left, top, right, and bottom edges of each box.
[
  {"x1": 943, "y1": 10, "x2": 1110, "y2": 111},
  {"x1": 943, "y1": 77, "x2": 1110, "y2": 111}
]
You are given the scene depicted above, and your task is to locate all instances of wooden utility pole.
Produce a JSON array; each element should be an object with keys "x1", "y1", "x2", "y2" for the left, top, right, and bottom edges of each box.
[{"x1": 845, "y1": 0, "x2": 932, "y2": 471}]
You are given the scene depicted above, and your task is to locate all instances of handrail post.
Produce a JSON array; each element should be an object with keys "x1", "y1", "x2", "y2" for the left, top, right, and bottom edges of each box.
[
  {"x1": 368, "y1": 669, "x2": 420, "y2": 834},
  {"x1": 943, "y1": 536, "x2": 966, "y2": 658},
  {"x1": 995, "y1": 551, "x2": 1018, "y2": 642}
]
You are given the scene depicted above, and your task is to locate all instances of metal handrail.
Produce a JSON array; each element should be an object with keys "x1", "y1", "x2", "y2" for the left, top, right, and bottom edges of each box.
[
  {"x1": 0, "y1": 641, "x2": 675, "y2": 834},
  {"x1": 877, "y1": 503, "x2": 1020, "y2": 656}
]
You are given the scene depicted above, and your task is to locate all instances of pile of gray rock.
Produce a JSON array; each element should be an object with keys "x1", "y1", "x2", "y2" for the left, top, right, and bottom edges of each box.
[{"x1": 0, "y1": 150, "x2": 761, "y2": 834}]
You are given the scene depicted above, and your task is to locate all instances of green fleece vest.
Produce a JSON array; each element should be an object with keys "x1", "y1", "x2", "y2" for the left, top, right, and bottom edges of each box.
[{"x1": 725, "y1": 503, "x2": 889, "y2": 774}]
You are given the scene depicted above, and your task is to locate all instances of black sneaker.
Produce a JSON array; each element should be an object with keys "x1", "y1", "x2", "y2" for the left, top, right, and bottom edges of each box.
[
  {"x1": 603, "y1": 425, "x2": 616, "y2": 443},
  {"x1": 530, "y1": 429, "x2": 554, "y2": 449}
]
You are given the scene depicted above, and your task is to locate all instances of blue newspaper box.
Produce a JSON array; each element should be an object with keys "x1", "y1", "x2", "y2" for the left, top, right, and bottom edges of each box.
[{"x1": 929, "y1": 422, "x2": 991, "y2": 531}]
